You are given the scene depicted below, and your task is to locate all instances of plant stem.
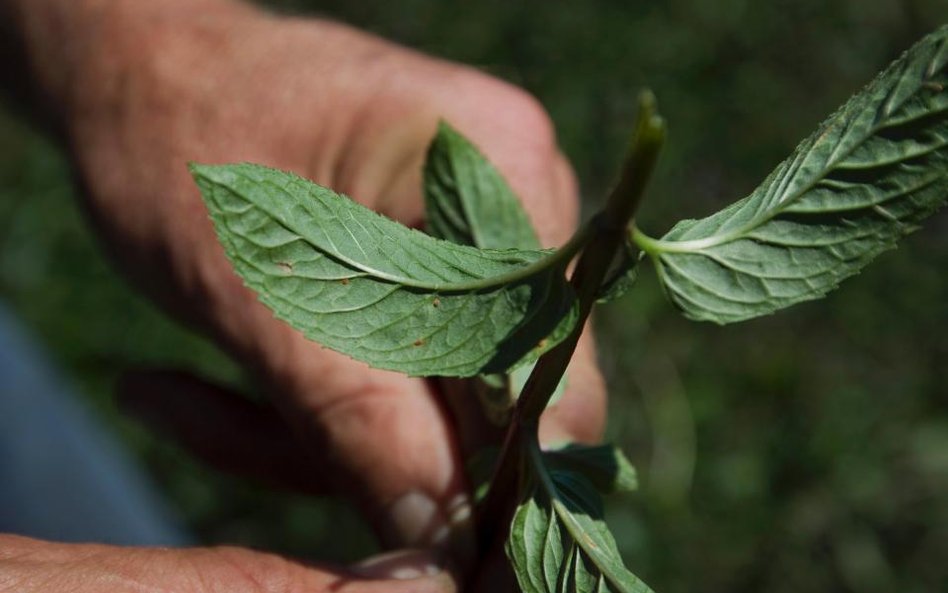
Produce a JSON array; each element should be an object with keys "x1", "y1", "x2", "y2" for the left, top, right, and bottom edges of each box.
[
  {"x1": 431, "y1": 219, "x2": 594, "y2": 292},
  {"x1": 476, "y1": 91, "x2": 666, "y2": 555}
]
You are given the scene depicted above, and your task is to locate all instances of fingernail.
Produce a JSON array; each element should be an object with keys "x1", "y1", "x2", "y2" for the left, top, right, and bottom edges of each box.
[
  {"x1": 383, "y1": 491, "x2": 441, "y2": 547},
  {"x1": 351, "y1": 549, "x2": 443, "y2": 580}
]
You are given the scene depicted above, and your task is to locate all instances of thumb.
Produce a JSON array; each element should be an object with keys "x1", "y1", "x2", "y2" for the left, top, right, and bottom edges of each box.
[{"x1": 0, "y1": 534, "x2": 457, "y2": 593}]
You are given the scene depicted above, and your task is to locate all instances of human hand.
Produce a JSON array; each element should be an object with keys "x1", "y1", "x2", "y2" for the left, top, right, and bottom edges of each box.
[{"x1": 26, "y1": 0, "x2": 607, "y2": 585}]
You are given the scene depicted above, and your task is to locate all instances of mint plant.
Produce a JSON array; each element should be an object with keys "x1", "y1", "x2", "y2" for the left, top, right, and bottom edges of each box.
[{"x1": 191, "y1": 25, "x2": 946, "y2": 593}]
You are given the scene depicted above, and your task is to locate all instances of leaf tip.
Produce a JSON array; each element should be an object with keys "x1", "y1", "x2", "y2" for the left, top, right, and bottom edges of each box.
[
  {"x1": 187, "y1": 161, "x2": 206, "y2": 178},
  {"x1": 435, "y1": 118, "x2": 456, "y2": 133},
  {"x1": 188, "y1": 162, "x2": 251, "y2": 187},
  {"x1": 188, "y1": 162, "x2": 231, "y2": 190}
]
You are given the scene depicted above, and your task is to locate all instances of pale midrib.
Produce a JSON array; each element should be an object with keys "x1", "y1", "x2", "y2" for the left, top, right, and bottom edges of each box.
[{"x1": 202, "y1": 172, "x2": 589, "y2": 291}]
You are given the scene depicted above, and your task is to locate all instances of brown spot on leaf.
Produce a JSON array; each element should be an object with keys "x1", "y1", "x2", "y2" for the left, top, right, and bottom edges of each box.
[
  {"x1": 537, "y1": 338, "x2": 549, "y2": 350},
  {"x1": 413, "y1": 338, "x2": 425, "y2": 347},
  {"x1": 276, "y1": 262, "x2": 293, "y2": 274},
  {"x1": 582, "y1": 534, "x2": 600, "y2": 550},
  {"x1": 815, "y1": 119, "x2": 840, "y2": 145},
  {"x1": 432, "y1": 298, "x2": 441, "y2": 308},
  {"x1": 340, "y1": 278, "x2": 350, "y2": 285}
]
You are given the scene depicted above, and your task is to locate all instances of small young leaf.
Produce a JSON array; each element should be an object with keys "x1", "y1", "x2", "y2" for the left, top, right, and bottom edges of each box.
[
  {"x1": 635, "y1": 25, "x2": 948, "y2": 323},
  {"x1": 193, "y1": 163, "x2": 577, "y2": 377},
  {"x1": 545, "y1": 443, "x2": 639, "y2": 494},
  {"x1": 425, "y1": 121, "x2": 541, "y2": 250},
  {"x1": 510, "y1": 362, "x2": 567, "y2": 406},
  {"x1": 507, "y1": 442, "x2": 652, "y2": 593},
  {"x1": 596, "y1": 240, "x2": 640, "y2": 304}
]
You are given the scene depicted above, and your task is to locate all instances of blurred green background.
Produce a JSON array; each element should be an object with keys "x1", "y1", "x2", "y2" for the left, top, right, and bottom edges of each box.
[{"x1": 1, "y1": 0, "x2": 947, "y2": 591}]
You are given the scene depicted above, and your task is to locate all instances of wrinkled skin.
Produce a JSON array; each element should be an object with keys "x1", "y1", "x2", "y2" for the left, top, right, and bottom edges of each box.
[
  {"x1": 0, "y1": 0, "x2": 606, "y2": 591},
  {"x1": 0, "y1": 534, "x2": 455, "y2": 592}
]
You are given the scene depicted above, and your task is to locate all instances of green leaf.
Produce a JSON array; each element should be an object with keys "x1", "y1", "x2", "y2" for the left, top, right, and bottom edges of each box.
[
  {"x1": 423, "y1": 122, "x2": 569, "y2": 411},
  {"x1": 635, "y1": 25, "x2": 948, "y2": 324},
  {"x1": 545, "y1": 443, "x2": 639, "y2": 494},
  {"x1": 425, "y1": 121, "x2": 541, "y2": 250},
  {"x1": 192, "y1": 162, "x2": 577, "y2": 377},
  {"x1": 596, "y1": 240, "x2": 639, "y2": 304},
  {"x1": 507, "y1": 441, "x2": 652, "y2": 593}
]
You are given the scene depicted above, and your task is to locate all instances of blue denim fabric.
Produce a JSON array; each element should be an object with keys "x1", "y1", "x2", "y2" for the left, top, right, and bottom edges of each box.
[{"x1": 0, "y1": 304, "x2": 191, "y2": 546}]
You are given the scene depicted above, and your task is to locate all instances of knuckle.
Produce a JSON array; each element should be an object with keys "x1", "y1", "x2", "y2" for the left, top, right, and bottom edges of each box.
[
  {"x1": 442, "y1": 65, "x2": 559, "y2": 153},
  {"x1": 486, "y1": 79, "x2": 559, "y2": 153},
  {"x1": 437, "y1": 67, "x2": 581, "y2": 244}
]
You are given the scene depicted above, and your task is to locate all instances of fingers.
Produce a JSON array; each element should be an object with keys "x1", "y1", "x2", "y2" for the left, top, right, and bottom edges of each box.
[
  {"x1": 0, "y1": 534, "x2": 457, "y2": 593},
  {"x1": 260, "y1": 333, "x2": 477, "y2": 569},
  {"x1": 116, "y1": 369, "x2": 328, "y2": 495},
  {"x1": 116, "y1": 362, "x2": 477, "y2": 574}
]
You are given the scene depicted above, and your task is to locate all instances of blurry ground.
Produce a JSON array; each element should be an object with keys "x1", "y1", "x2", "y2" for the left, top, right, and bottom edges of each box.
[{"x1": 1, "y1": 1, "x2": 947, "y2": 591}]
